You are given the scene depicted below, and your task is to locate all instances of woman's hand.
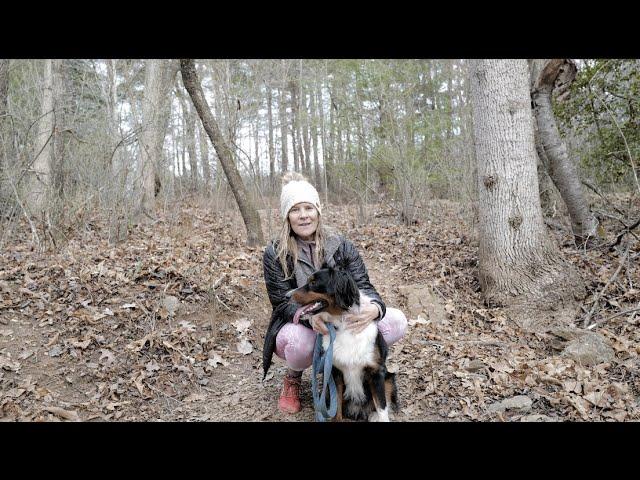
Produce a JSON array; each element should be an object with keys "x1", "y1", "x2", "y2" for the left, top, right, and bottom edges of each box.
[
  {"x1": 309, "y1": 312, "x2": 330, "y2": 335},
  {"x1": 343, "y1": 303, "x2": 379, "y2": 334}
]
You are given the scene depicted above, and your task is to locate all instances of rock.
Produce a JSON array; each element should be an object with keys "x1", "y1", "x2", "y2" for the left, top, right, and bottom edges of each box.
[
  {"x1": 502, "y1": 395, "x2": 532, "y2": 411},
  {"x1": 562, "y1": 332, "x2": 614, "y2": 366},
  {"x1": 398, "y1": 284, "x2": 447, "y2": 324},
  {"x1": 162, "y1": 295, "x2": 180, "y2": 316},
  {"x1": 487, "y1": 395, "x2": 532, "y2": 413},
  {"x1": 465, "y1": 359, "x2": 487, "y2": 373}
]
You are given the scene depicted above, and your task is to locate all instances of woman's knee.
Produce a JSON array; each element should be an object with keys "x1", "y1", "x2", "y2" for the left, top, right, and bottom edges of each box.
[
  {"x1": 275, "y1": 323, "x2": 316, "y2": 370},
  {"x1": 378, "y1": 308, "x2": 408, "y2": 346}
]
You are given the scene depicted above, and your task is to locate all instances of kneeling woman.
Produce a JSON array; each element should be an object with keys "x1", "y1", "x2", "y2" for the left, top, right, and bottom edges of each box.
[{"x1": 262, "y1": 172, "x2": 407, "y2": 414}]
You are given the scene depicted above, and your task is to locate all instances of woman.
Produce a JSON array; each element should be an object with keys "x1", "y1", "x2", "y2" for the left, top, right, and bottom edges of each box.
[{"x1": 262, "y1": 172, "x2": 407, "y2": 414}]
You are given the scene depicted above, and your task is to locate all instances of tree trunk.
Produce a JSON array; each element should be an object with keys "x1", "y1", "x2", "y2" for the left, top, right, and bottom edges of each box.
[
  {"x1": 138, "y1": 59, "x2": 175, "y2": 214},
  {"x1": 0, "y1": 59, "x2": 9, "y2": 173},
  {"x1": 469, "y1": 59, "x2": 584, "y2": 331},
  {"x1": 266, "y1": 84, "x2": 276, "y2": 190},
  {"x1": 178, "y1": 87, "x2": 199, "y2": 190},
  {"x1": 28, "y1": 59, "x2": 54, "y2": 214},
  {"x1": 278, "y1": 86, "x2": 289, "y2": 173},
  {"x1": 309, "y1": 86, "x2": 322, "y2": 191},
  {"x1": 180, "y1": 59, "x2": 264, "y2": 246},
  {"x1": 301, "y1": 88, "x2": 312, "y2": 178},
  {"x1": 51, "y1": 59, "x2": 66, "y2": 199},
  {"x1": 529, "y1": 59, "x2": 599, "y2": 246},
  {"x1": 316, "y1": 77, "x2": 328, "y2": 197},
  {"x1": 198, "y1": 122, "x2": 211, "y2": 192}
]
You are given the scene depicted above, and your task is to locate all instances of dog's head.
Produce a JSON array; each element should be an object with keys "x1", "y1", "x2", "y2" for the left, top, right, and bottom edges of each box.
[{"x1": 287, "y1": 266, "x2": 360, "y2": 322}]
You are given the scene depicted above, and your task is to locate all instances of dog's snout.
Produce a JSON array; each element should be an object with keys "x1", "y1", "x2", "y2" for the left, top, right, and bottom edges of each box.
[{"x1": 285, "y1": 289, "x2": 295, "y2": 300}]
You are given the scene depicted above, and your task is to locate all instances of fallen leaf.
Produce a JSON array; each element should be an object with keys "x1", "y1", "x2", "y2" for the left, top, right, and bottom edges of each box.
[
  {"x1": 233, "y1": 318, "x2": 252, "y2": 334},
  {"x1": 237, "y1": 339, "x2": 253, "y2": 355},
  {"x1": 71, "y1": 338, "x2": 92, "y2": 350},
  {"x1": 45, "y1": 407, "x2": 80, "y2": 422},
  {"x1": 207, "y1": 353, "x2": 229, "y2": 368},
  {"x1": 184, "y1": 393, "x2": 206, "y2": 403},
  {"x1": 99, "y1": 349, "x2": 116, "y2": 366}
]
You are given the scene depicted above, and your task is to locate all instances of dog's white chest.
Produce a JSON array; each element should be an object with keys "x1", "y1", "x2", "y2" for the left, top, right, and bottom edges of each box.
[{"x1": 322, "y1": 322, "x2": 378, "y2": 403}]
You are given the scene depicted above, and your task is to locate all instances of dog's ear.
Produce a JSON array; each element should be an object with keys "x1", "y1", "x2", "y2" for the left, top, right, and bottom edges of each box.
[{"x1": 331, "y1": 269, "x2": 359, "y2": 310}]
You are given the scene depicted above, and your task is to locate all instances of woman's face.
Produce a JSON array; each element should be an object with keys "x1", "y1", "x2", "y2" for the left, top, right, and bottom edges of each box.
[{"x1": 288, "y1": 202, "x2": 319, "y2": 241}]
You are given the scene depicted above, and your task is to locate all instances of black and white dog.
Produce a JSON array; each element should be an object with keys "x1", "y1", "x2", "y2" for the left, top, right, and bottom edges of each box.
[{"x1": 287, "y1": 266, "x2": 398, "y2": 422}]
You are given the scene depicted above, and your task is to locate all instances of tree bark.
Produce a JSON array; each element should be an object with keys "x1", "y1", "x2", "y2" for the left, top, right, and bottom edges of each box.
[
  {"x1": 178, "y1": 87, "x2": 199, "y2": 190},
  {"x1": 198, "y1": 122, "x2": 211, "y2": 192},
  {"x1": 469, "y1": 59, "x2": 584, "y2": 331},
  {"x1": 138, "y1": 59, "x2": 165, "y2": 213},
  {"x1": 309, "y1": 85, "x2": 322, "y2": 191},
  {"x1": 529, "y1": 59, "x2": 599, "y2": 246},
  {"x1": 0, "y1": 59, "x2": 10, "y2": 173},
  {"x1": 266, "y1": 84, "x2": 276, "y2": 189},
  {"x1": 278, "y1": 86, "x2": 289, "y2": 173},
  {"x1": 180, "y1": 59, "x2": 264, "y2": 246},
  {"x1": 138, "y1": 59, "x2": 177, "y2": 213},
  {"x1": 301, "y1": 87, "x2": 312, "y2": 178},
  {"x1": 28, "y1": 59, "x2": 54, "y2": 214}
]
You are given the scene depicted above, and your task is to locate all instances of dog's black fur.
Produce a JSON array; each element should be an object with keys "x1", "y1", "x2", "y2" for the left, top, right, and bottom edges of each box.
[{"x1": 288, "y1": 266, "x2": 398, "y2": 421}]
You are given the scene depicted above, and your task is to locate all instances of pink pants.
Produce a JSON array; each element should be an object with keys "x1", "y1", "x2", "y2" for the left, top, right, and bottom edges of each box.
[{"x1": 275, "y1": 308, "x2": 408, "y2": 371}]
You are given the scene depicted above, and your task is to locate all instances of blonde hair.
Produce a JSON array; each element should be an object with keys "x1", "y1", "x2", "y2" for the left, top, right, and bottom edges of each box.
[{"x1": 276, "y1": 172, "x2": 326, "y2": 279}]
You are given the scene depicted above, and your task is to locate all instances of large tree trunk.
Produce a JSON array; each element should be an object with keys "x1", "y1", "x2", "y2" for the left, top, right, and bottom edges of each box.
[
  {"x1": 180, "y1": 59, "x2": 264, "y2": 247},
  {"x1": 138, "y1": 59, "x2": 164, "y2": 214},
  {"x1": 138, "y1": 59, "x2": 177, "y2": 213},
  {"x1": 469, "y1": 59, "x2": 584, "y2": 331},
  {"x1": 28, "y1": 59, "x2": 54, "y2": 214},
  {"x1": 529, "y1": 59, "x2": 599, "y2": 246}
]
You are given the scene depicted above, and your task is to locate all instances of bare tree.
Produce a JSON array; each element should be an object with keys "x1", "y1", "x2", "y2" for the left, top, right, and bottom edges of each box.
[
  {"x1": 180, "y1": 59, "x2": 264, "y2": 246},
  {"x1": 28, "y1": 60, "x2": 55, "y2": 214},
  {"x1": 137, "y1": 59, "x2": 177, "y2": 214},
  {"x1": 529, "y1": 59, "x2": 599, "y2": 246},
  {"x1": 266, "y1": 83, "x2": 276, "y2": 189},
  {"x1": 469, "y1": 59, "x2": 584, "y2": 330},
  {"x1": 0, "y1": 59, "x2": 9, "y2": 174}
]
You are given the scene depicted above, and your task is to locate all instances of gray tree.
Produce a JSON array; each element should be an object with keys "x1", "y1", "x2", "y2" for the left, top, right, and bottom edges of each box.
[
  {"x1": 529, "y1": 59, "x2": 599, "y2": 246},
  {"x1": 469, "y1": 59, "x2": 584, "y2": 330},
  {"x1": 180, "y1": 59, "x2": 264, "y2": 247}
]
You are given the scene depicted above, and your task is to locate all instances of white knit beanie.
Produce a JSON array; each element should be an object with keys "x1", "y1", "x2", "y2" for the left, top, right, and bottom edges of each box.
[{"x1": 280, "y1": 172, "x2": 322, "y2": 219}]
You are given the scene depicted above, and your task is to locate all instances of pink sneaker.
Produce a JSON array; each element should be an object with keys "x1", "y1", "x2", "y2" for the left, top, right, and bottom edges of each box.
[{"x1": 278, "y1": 375, "x2": 302, "y2": 414}]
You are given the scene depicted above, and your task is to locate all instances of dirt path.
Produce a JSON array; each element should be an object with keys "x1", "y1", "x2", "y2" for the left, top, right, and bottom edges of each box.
[{"x1": 160, "y1": 247, "x2": 444, "y2": 422}]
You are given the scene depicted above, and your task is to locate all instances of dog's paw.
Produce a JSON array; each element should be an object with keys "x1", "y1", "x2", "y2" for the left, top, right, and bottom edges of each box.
[{"x1": 368, "y1": 410, "x2": 390, "y2": 422}]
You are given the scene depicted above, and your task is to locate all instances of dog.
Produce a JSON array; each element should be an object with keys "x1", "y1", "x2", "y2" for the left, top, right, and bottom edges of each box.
[{"x1": 286, "y1": 266, "x2": 398, "y2": 422}]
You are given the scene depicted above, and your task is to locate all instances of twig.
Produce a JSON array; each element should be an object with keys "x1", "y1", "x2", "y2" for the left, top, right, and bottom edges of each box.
[
  {"x1": 588, "y1": 66, "x2": 640, "y2": 195},
  {"x1": 610, "y1": 215, "x2": 640, "y2": 248},
  {"x1": 583, "y1": 240, "x2": 631, "y2": 327},
  {"x1": 590, "y1": 306, "x2": 640, "y2": 328}
]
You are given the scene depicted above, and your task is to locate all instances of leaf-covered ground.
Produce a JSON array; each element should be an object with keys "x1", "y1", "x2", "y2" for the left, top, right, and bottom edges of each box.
[{"x1": 1, "y1": 198, "x2": 639, "y2": 422}]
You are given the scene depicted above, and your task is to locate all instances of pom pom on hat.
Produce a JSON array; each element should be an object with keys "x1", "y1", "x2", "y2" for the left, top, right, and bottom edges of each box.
[{"x1": 280, "y1": 172, "x2": 321, "y2": 219}]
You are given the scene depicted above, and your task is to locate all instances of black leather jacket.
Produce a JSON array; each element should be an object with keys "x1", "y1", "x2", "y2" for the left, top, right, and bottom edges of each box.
[{"x1": 261, "y1": 233, "x2": 385, "y2": 377}]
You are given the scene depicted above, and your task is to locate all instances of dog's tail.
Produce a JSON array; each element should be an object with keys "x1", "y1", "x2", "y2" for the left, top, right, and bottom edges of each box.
[{"x1": 385, "y1": 371, "x2": 399, "y2": 411}]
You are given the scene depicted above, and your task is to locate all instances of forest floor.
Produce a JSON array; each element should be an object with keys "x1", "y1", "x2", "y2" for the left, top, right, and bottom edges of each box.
[{"x1": 1, "y1": 197, "x2": 639, "y2": 422}]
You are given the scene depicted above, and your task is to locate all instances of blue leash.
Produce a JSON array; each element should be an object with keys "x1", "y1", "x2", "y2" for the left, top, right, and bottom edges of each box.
[{"x1": 310, "y1": 323, "x2": 338, "y2": 422}]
